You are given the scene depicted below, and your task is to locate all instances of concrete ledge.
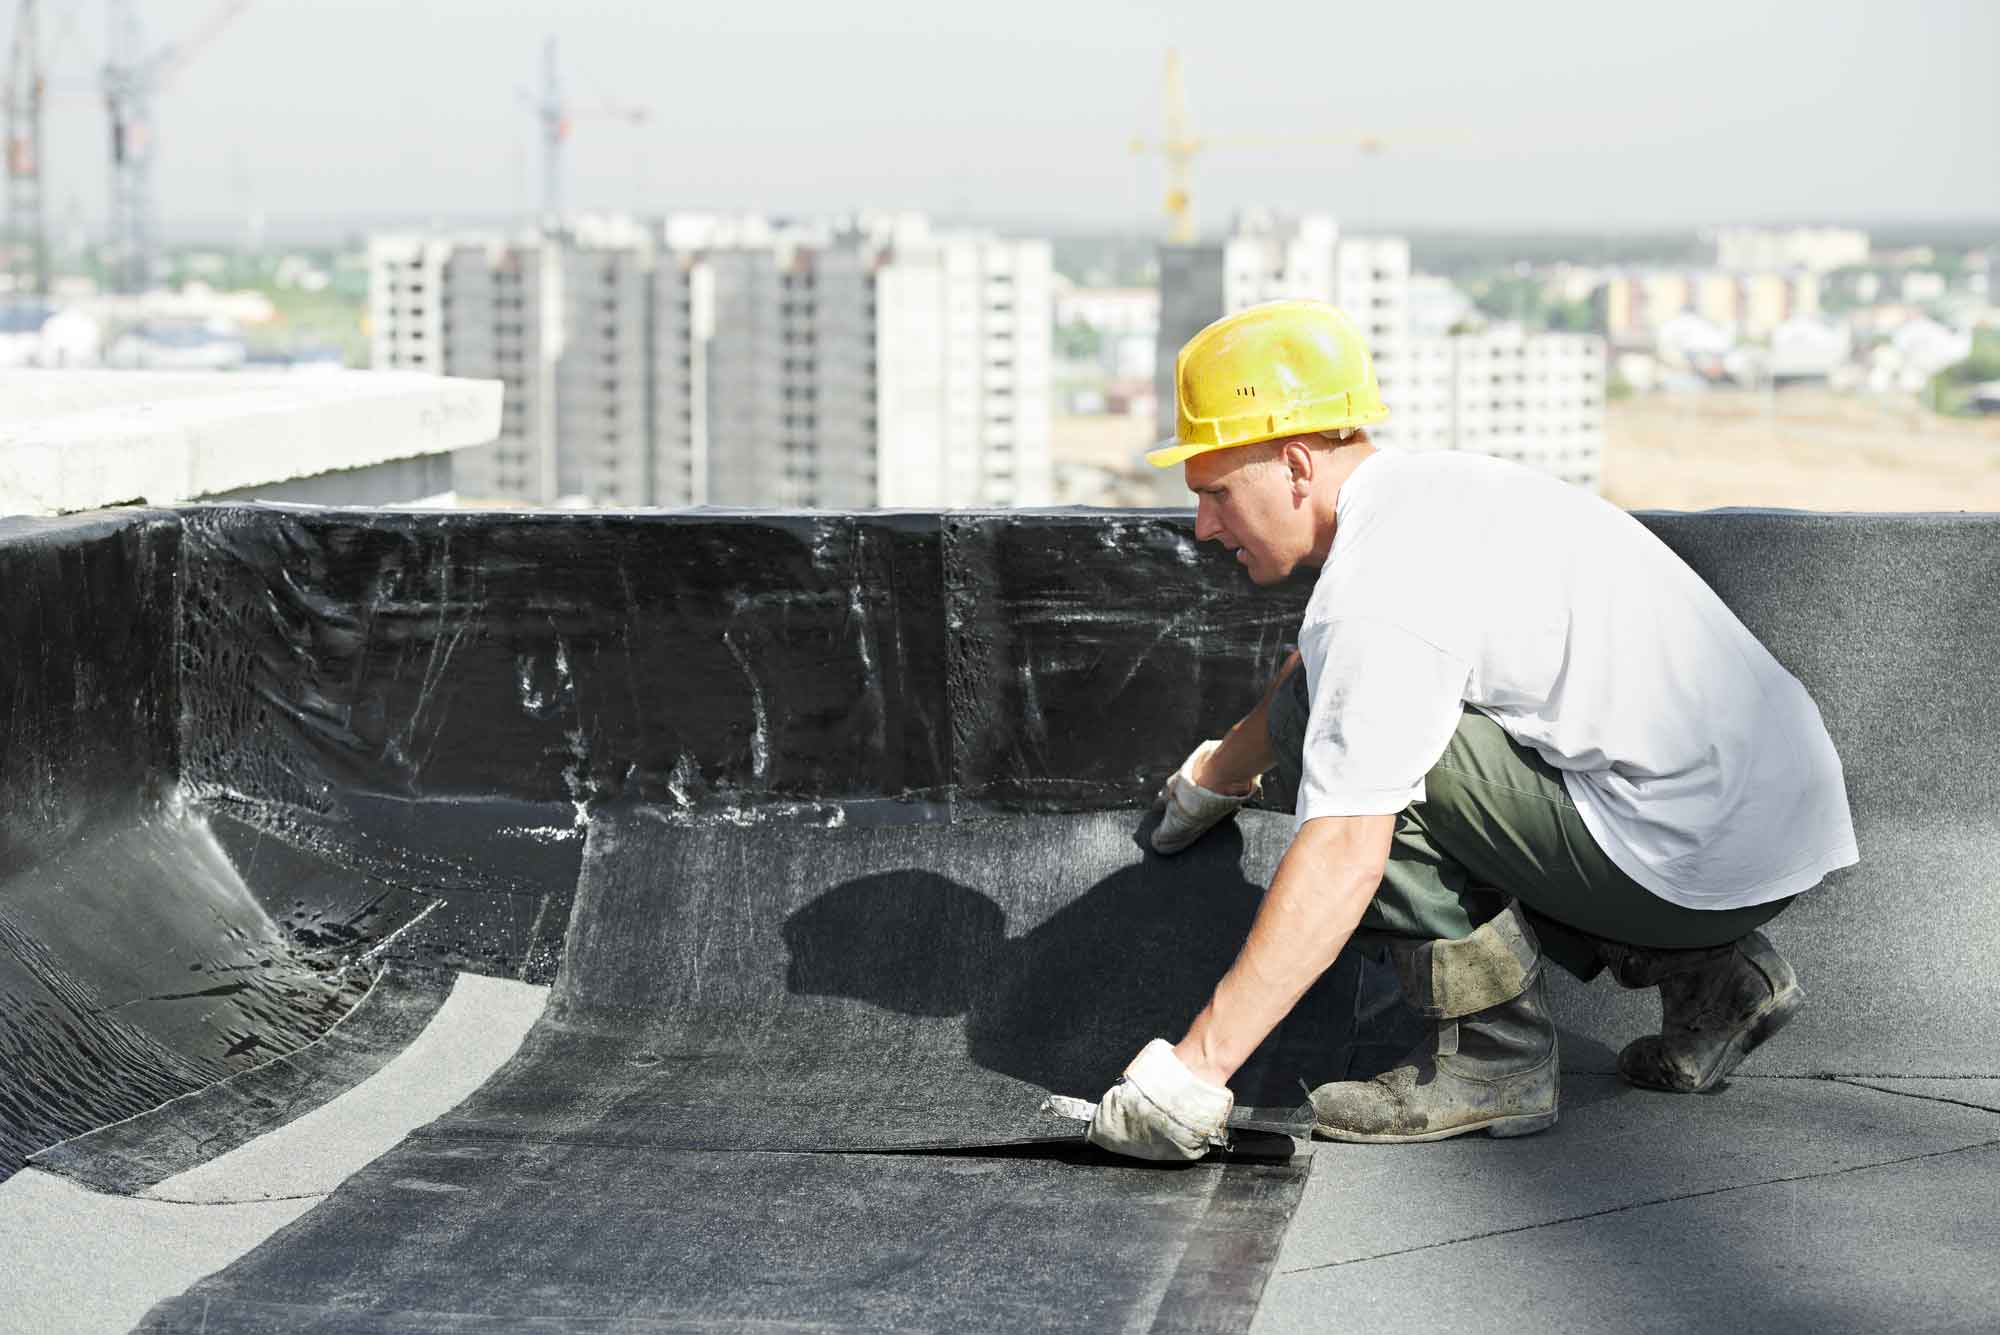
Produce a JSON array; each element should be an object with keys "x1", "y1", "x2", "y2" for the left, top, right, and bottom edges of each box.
[{"x1": 0, "y1": 370, "x2": 501, "y2": 516}]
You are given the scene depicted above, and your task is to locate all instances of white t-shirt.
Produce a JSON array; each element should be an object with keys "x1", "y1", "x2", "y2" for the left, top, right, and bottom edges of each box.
[{"x1": 1294, "y1": 448, "x2": 1858, "y2": 910}]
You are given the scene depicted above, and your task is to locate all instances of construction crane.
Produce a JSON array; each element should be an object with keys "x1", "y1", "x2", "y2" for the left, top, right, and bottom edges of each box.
[
  {"x1": 1133, "y1": 49, "x2": 1423, "y2": 244},
  {"x1": 4, "y1": 0, "x2": 46, "y2": 294},
  {"x1": 102, "y1": 0, "x2": 253, "y2": 293},
  {"x1": 523, "y1": 36, "x2": 648, "y2": 229}
]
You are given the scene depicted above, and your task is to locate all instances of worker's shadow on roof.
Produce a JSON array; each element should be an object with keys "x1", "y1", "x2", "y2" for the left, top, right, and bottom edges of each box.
[{"x1": 780, "y1": 821, "x2": 1424, "y2": 1108}]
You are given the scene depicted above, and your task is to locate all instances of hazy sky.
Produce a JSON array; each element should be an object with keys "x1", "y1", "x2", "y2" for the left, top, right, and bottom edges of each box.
[{"x1": 22, "y1": 0, "x2": 2000, "y2": 243}]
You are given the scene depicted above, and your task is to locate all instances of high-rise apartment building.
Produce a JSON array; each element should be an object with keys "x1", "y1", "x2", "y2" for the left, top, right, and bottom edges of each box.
[
  {"x1": 370, "y1": 234, "x2": 563, "y2": 502},
  {"x1": 1399, "y1": 328, "x2": 1606, "y2": 490},
  {"x1": 368, "y1": 213, "x2": 1052, "y2": 508},
  {"x1": 1155, "y1": 212, "x2": 1604, "y2": 490},
  {"x1": 1158, "y1": 212, "x2": 1408, "y2": 448}
]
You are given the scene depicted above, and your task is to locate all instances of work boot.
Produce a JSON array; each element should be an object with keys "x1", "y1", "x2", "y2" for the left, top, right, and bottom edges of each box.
[
  {"x1": 1602, "y1": 930, "x2": 1803, "y2": 1093},
  {"x1": 1310, "y1": 902, "x2": 1559, "y2": 1143}
]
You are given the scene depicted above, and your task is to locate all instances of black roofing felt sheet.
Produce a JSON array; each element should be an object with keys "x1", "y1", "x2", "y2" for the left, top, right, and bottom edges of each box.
[
  {"x1": 415, "y1": 805, "x2": 1413, "y2": 1153},
  {"x1": 0, "y1": 810, "x2": 370, "y2": 1182},
  {"x1": 141, "y1": 804, "x2": 1348, "y2": 1333},
  {"x1": 0, "y1": 510, "x2": 179, "y2": 877},
  {"x1": 28, "y1": 966, "x2": 453, "y2": 1194},
  {"x1": 138, "y1": 1141, "x2": 1310, "y2": 1335},
  {"x1": 0, "y1": 787, "x2": 587, "y2": 1185},
  {"x1": 171, "y1": 507, "x2": 1304, "y2": 815}
]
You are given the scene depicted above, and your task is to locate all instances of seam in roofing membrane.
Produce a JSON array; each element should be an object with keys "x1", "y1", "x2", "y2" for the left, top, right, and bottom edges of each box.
[
  {"x1": 1277, "y1": 1136, "x2": 2000, "y2": 1275},
  {"x1": 1825, "y1": 1077, "x2": 2000, "y2": 1118}
]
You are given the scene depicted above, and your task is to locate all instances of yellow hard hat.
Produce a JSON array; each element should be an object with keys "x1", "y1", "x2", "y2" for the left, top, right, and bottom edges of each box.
[{"x1": 1147, "y1": 300, "x2": 1389, "y2": 468}]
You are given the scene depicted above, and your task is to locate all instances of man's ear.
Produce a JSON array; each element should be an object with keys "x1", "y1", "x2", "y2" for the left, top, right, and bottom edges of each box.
[{"x1": 1284, "y1": 439, "x2": 1315, "y2": 500}]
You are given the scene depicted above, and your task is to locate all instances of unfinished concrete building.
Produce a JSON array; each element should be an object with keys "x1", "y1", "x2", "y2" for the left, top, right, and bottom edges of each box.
[{"x1": 368, "y1": 214, "x2": 1053, "y2": 509}]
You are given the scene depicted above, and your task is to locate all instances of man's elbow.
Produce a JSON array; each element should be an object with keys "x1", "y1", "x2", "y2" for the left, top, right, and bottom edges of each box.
[{"x1": 1291, "y1": 812, "x2": 1395, "y2": 882}]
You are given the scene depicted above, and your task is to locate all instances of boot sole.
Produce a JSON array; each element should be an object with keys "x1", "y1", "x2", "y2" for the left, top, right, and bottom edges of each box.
[
  {"x1": 1623, "y1": 978, "x2": 1805, "y2": 1094},
  {"x1": 1315, "y1": 1108, "x2": 1558, "y2": 1144}
]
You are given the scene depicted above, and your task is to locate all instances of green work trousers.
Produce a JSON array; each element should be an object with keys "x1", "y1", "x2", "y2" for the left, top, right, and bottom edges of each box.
[{"x1": 1266, "y1": 665, "x2": 1789, "y2": 980}]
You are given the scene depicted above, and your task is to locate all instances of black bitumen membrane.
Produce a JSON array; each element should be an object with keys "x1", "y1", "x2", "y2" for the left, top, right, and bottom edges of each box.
[
  {"x1": 29, "y1": 966, "x2": 452, "y2": 1195},
  {"x1": 4, "y1": 502, "x2": 1999, "y2": 1332},
  {"x1": 136, "y1": 808, "x2": 1333, "y2": 1331}
]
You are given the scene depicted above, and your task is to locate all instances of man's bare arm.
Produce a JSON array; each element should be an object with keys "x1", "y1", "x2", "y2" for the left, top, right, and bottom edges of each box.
[
  {"x1": 1193, "y1": 650, "x2": 1302, "y2": 796},
  {"x1": 1173, "y1": 812, "x2": 1394, "y2": 1086}
]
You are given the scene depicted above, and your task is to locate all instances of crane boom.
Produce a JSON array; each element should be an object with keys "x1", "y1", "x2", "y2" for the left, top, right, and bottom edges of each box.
[
  {"x1": 150, "y1": 0, "x2": 252, "y2": 89},
  {"x1": 1134, "y1": 49, "x2": 1436, "y2": 243}
]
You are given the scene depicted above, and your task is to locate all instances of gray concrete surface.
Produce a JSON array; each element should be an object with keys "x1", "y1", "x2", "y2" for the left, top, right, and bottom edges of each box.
[
  {"x1": 5, "y1": 975, "x2": 1997, "y2": 1332},
  {"x1": 1253, "y1": 1073, "x2": 2000, "y2": 1334}
]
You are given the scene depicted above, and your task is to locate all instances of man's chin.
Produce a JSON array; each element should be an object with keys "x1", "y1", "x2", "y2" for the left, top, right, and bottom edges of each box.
[{"x1": 1242, "y1": 558, "x2": 1291, "y2": 586}]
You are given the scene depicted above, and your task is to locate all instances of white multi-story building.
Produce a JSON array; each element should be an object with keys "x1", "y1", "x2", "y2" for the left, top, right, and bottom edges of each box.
[
  {"x1": 875, "y1": 229, "x2": 1051, "y2": 507},
  {"x1": 1155, "y1": 212, "x2": 1417, "y2": 450},
  {"x1": 1399, "y1": 326, "x2": 1607, "y2": 490},
  {"x1": 369, "y1": 233, "x2": 564, "y2": 502},
  {"x1": 369, "y1": 213, "x2": 1052, "y2": 509},
  {"x1": 1155, "y1": 211, "x2": 1605, "y2": 492}
]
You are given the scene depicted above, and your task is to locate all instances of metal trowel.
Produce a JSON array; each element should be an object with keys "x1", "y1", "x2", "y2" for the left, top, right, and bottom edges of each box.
[{"x1": 1038, "y1": 1094, "x2": 1305, "y2": 1161}]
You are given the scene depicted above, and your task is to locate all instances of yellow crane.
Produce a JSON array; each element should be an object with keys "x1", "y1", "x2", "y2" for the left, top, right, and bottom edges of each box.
[{"x1": 1133, "y1": 49, "x2": 1443, "y2": 244}]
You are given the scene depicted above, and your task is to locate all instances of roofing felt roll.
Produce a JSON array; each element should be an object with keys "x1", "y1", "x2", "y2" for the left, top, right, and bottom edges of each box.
[{"x1": 144, "y1": 805, "x2": 1412, "y2": 1331}]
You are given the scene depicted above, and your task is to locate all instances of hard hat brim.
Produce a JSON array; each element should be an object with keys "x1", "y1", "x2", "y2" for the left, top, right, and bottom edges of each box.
[
  {"x1": 1145, "y1": 408, "x2": 1390, "y2": 470},
  {"x1": 1145, "y1": 439, "x2": 1211, "y2": 469}
]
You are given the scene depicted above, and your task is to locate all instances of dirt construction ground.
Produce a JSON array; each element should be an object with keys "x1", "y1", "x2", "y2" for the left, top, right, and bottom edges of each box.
[{"x1": 1603, "y1": 390, "x2": 2000, "y2": 513}]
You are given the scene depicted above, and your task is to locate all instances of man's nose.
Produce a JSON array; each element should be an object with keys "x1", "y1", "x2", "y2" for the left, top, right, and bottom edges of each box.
[{"x1": 1193, "y1": 494, "x2": 1221, "y2": 542}]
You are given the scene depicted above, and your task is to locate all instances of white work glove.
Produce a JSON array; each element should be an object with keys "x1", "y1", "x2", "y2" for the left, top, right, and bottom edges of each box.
[
  {"x1": 1151, "y1": 740, "x2": 1260, "y2": 855},
  {"x1": 1085, "y1": 1039, "x2": 1234, "y2": 1162}
]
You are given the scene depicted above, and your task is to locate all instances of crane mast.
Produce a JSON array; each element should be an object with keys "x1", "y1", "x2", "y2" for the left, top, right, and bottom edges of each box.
[
  {"x1": 101, "y1": 0, "x2": 252, "y2": 294},
  {"x1": 537, "y1": 36, "x2": 563, "y2": 223},
  {"x1": 524, "y1": 37, "x2": 647, "y2": 232},
  {"x1": 5, "y1": 0, "x2": 46, "y2": 295},
  {"x1": 101, "y1": 0, "x2": 151, "y2": 292}
]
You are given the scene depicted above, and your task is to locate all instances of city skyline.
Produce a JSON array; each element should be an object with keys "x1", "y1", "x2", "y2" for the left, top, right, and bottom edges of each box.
[{"x1": 9, "y1": 0, "x2": 1998, "y2": 249}]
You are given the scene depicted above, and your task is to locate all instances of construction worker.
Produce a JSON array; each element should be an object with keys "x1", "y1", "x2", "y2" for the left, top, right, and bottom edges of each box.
[{"x1": 1085, "y1": 300, "x2": 1858, "y2": 1161}]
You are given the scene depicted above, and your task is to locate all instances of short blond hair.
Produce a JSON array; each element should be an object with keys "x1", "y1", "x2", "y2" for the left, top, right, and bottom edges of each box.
[{"x1": 1240, "y1": 427, "x2": 1368, "y2": 467}]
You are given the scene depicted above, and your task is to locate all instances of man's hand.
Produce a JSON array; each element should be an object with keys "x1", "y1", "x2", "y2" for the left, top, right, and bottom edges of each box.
[
  {"x1": 1151, "y1": 741, "x2": 1260, "y2": 855},
  {"x1": 1086, "y1": 1039, "x2": 1234, "y2": 1161}
]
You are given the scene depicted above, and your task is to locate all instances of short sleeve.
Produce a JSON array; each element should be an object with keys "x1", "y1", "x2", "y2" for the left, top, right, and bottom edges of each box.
[{"x1": 1295, "y1": 617, "x2": 1472, "y2": 824}]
